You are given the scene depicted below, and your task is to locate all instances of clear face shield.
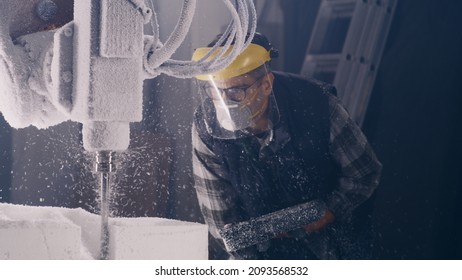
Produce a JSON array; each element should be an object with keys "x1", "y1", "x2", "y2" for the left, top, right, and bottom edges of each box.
[{"x1": 195, "y1": 63, "x2": 280, "y2": 139}]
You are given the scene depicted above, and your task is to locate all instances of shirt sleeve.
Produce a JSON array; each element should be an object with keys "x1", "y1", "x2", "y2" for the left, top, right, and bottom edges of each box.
[
  {"x1": 325, "y1": 94, "x2": 382, "y2": 221},
  {"x1": 191, "y1": 123, "x2": 243, "y2": 253}
]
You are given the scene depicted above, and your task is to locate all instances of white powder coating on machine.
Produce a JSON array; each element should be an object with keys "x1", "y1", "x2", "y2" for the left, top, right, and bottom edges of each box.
[{"x1": 72, "y1": 0, "x2": 146, "y2": 151}]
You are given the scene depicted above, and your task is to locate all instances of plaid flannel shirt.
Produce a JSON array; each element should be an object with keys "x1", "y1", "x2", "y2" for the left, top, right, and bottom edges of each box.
[{"x1": 192, "y1": 92, "x2": 382, "y2": 253}]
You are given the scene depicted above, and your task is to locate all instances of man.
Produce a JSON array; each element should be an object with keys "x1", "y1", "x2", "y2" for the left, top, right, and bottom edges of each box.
[{"x1": 191, "y1": 32, "x2": 382, "y2": 260}]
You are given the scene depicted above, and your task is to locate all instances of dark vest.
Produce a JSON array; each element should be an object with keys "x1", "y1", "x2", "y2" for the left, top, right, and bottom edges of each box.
[{"x1": 195, "y1": 72, "x2": 339, "y2": 222}]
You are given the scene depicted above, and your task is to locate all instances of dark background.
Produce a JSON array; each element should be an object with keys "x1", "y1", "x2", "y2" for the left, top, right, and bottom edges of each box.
[
  {"x1": 362, "y1": 0, "x2": 462, "y2": 259},
  {"x1": 1, "y1": 0, "x2": 461, "y2": 259}
]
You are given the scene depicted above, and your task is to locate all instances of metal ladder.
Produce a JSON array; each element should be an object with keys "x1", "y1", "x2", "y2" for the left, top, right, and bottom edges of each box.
[{"x1": 301, "y1": 0, "x2": 397, "y2": 125}]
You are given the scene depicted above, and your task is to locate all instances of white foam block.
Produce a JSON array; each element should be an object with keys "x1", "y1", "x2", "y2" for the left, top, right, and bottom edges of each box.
[
  {"x1": 0, "y1": 204, "x2": 82, "y2": 259},
  {"x1": 0, "y1": 203, "x2": 208, "y2": 260},
  {"x1": 0, "y1": 220, "x2": 81, "y2": 260},
  {"x1": 109, "y1": 218, "x2": 208, "y2": 260}
]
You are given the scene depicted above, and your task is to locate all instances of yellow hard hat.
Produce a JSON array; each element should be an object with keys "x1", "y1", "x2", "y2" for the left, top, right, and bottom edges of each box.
[{"x1": 192, "y1": 43, "x2": 271, "y2": 81}]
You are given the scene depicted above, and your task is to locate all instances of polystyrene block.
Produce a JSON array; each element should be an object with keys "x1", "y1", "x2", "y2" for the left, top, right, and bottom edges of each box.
[
  {"x1": 109, "y1": 218, "x2": 208, "y2": 260},
  {"x1": 0, "y1": 203, "x2": 208, "y2": 259}
]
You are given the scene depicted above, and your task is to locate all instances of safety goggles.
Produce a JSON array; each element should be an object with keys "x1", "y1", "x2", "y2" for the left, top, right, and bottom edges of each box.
[{"x1": 202, "y1": 74, "x2": 266, "y2": 102}]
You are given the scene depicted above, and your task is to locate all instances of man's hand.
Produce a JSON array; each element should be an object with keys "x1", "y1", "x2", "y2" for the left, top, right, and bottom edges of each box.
[{"x1": 303, "y1": 209, "x2": 335, "y2": 233}]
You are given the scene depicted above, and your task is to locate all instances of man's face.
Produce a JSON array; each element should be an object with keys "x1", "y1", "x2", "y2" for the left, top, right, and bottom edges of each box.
[
  {"x1": 212, "y1": 72, "x2": 274, "y2": 118},
  {"x1": 208, "y1": 71, "x2": 274, "y2": 132}
]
